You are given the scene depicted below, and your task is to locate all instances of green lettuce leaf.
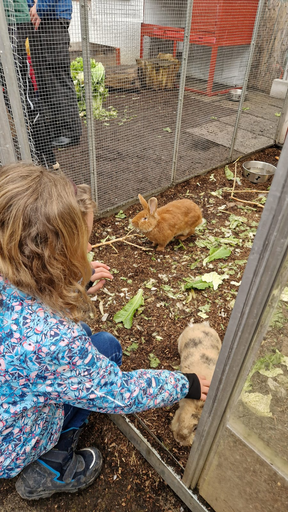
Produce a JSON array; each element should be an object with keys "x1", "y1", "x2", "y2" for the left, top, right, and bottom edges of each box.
[
  {"x1": 113, "y1": 289, "x2": 144, "y2": 329},
  {"x1": 183, "y1": 277, "x2": 213, "y2": 290},
  {"x1": 203, "y1": 246, "x2": 231, "y2": 266},
  {"x1": 225, "y1": 165, "x2": 234, "y2": 180},
  {"x1": 149, "y1": 353, "x2": 161, "y2": 368}
]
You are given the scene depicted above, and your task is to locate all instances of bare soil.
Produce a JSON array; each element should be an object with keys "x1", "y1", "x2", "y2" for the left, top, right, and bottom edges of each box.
[{"x1": 1, "y1": 145, "x2": 282, "y2": 512}]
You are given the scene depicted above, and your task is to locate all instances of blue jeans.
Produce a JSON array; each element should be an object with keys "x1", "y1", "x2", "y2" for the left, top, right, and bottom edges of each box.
[{"x1": 62, "y1": 323, "x2": 122, "y2": 431}]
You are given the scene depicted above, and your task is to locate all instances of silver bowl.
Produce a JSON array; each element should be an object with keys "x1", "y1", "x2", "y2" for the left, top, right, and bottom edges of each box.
[
  {"x1": 242, "y1": 161, "x2": 276, "y2": 184},
  {"x1": 229, "y1": 89, "x2": 247, "y2": 101}
]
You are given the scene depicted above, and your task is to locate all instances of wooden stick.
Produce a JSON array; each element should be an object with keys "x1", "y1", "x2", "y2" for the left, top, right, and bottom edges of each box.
[
  {"x1": 122, "y1": 241, "x2": 151, "y2": 250},
  {"x1": 91, "y1": 231, "x2": 151, "y2": 251},
  {"x1": 231, "y1": 160, "x2": 238, "y2": 198},
  {"x1": 91, "y1": 232, "x2": 137, "y2": 248},
  {"x1": 231, "y1": 196, "x2": 264, "y2": 208},
  {"x1": 226, "y1": 189, "x2": 269, "y2": 194}
]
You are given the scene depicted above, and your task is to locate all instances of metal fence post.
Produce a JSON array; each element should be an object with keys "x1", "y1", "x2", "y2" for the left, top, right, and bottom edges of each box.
[
  {"x1": 0, "y1": 0, "x2": 32, "y2": 162},
  {"x1": 171, "y1": 0, "x2": 194, "y2": 185},
  {"x1": 79, "y1": 0, "x2": 98, "y2": 205},
  {"x1": 228, "y1": 0, "x2": 265, "y2": 160},
  {"x1": 0, "y1": 84, "x2": 16, "y2": 164}
]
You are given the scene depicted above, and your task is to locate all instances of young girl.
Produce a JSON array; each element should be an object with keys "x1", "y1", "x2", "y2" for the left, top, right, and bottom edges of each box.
[{"x1": 0, "y1": 163, "x2": 210, "y2": 500}]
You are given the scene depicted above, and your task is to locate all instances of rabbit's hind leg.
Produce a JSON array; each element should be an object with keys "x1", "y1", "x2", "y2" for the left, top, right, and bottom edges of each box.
[{"x1": 178, "y1": 230, "x2": 195, "y2": 241}]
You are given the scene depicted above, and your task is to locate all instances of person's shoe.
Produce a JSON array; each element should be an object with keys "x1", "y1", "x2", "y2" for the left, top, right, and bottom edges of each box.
[
  {"x1": 15, "y1": 428, "x2": 102, "y2": 500},
  {"x1": 52, "y1": 136, "x2": 80, "y2": 148},
  {"x1": 52, "y1": 136, "x2": 71, "y2": 148}
]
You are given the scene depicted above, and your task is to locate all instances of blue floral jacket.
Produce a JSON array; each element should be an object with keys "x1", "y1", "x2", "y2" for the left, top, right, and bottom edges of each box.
[{"x1": 0, "y1": 277, "x2": 189, "y2": 478}]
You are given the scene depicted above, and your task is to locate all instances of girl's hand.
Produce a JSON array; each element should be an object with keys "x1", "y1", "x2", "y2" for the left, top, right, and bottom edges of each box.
[
  {"x1": 87, "y1": 261, "x2": 113, "y2": 294},
  {"x1": 197, "y1": 375, "x2": 211, "y2": 401}
]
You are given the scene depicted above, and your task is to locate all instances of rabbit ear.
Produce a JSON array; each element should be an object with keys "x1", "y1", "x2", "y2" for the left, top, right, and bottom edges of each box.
[
  {"x1": 148, "y1": 197, "x2": 158, "y2": 215},
  {"x1": 138, "y1": 194, "x2": 148, "y2": 210}
]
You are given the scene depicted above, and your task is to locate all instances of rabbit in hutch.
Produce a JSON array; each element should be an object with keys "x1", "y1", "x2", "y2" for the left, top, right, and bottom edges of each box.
[
  {"x1": 171, "y1": 321, "x2": 222, "y2": 446},
  {"x1": 131, "y1": 194, "x2": 202, "y2": 251}
]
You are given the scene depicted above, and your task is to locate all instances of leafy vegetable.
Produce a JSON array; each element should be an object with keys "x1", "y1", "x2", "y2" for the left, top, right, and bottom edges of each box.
[
  {"x1": 149, "y1": 353, "x2": 161, "y2": 368},
  {"x1": 225, "y1": 165, "x2": 241, "y2": 185},
  {"x1": 190, "y1": 259, "x2": 200, "y2": 270},
  {"x1": 210, "y1": 189, "x2": 223, "y2": 197},
  {"x1": 270, "y1": 309, "x2": 285, "y2": 330},
  {"x1": 183, "y1": 272, "x2": 228, "y2": 291},
  {"x1": 241, "y1": 392, "x2": 272, "y2": 417},
  {"x1": 203, "y1": 246, "x2": 231, "y2": 266},
  {"x1": 87, "y1": 251, "x2": 94, "y2": 263},
  {"x1": 198, "y1": 304, "x2": 210, "y2": 319},
  {"x1": 225, "y1": 165, "x2": 234, "y2": 181},
  {"x1": 202, "y1": 272, "x2": 228, "y2": 290},
  {"x1": 143, "y1": 278, "x2": 157, "y2": 289},
  {"x1": 70, "y1": 57, "x2": 117, "y2": 120},
  {"x1": 183, "y1": 277, "x2": 213, "y2": 291},
  {"x1": 280, "y1": 287, "x2": 288, "y2": 302},
  {"x1": 195, "y1": 235, "x2": 240, "y2": 250},
  {"x1": 123, "y1": 342, "x2": 139, "y2": 356},
  {"x1": 234, "y1": 259, "x2": 247, "y2": 266},
  {"x1": 229, "y1": 214, "x2": 247, "y2": 230},
  {"x1": 244, "y1": 350, "x2": 285, "y2": 392},
  {"x1": 113, "y1": 289, "x2": 144, "y2": 328},
  {"x1": 115, "y1": 210, "x2": 126, "y2": 219}
]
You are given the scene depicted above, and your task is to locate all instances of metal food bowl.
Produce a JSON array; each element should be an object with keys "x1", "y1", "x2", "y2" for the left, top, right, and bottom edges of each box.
[
  {"x1": 242, "y1": 161, "x2": 276, "y2": 184},
  {"x1": 229, "y1": 89, "x2": 247, "y2": 101}
]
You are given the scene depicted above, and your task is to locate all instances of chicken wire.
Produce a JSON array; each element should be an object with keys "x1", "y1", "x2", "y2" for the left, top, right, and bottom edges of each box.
[
  {"x1": 0, "y1": 0, "x2": 286, "y2": 214},
  {"x1": 0, "y1": 0, "x2": 36, "y2": 164}
]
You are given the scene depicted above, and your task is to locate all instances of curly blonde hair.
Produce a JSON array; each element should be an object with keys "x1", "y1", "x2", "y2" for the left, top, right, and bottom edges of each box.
[
  {"x1": 0, "y1": 163, "x2": 94, "y2": 322},
  {"x1": 76, "y1": 183, "x2": 97, "y2": 216}
]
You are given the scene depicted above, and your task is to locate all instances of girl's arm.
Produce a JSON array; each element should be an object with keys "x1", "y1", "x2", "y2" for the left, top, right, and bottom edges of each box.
[{"x1": 34, "y1": 333, "x2": 190, "y2": 415}]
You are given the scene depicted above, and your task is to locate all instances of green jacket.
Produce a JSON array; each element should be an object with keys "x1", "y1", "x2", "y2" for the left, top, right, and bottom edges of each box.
[{"x1": 4, "y1": 0, "x2": 31, "y2": 24}]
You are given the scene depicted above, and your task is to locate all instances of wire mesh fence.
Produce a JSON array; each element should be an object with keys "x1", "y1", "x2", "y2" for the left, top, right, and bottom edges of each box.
[{"x1": 1, "y1": 0, "x2": 287, "y2": 214}]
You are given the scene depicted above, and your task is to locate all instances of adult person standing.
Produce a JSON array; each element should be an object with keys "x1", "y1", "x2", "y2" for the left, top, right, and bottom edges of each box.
[
  {"x1": 27, "y1": 0, "x2": 82, "y2": 148},
  {"x1": 2, "y1": 0, "x2": 59, "y2": 169}
]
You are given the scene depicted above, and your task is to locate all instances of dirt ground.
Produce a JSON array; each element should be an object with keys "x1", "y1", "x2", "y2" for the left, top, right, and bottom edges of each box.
[{"x1": 0, "y1": 145, "x2": 282, "y2": 512}]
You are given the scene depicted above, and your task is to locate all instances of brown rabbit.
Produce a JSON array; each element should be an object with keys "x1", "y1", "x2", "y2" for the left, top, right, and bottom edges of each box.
[
  {"x1": 131, "y1": 194, "x2": 202, "y2": 251},
  {"x1": 170, "y1": 322, "x2": 221, "y2": 446}
]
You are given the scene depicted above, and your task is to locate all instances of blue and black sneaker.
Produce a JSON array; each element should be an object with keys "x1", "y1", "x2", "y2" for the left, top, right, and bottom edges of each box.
[{"x1": 15, "y1": 428, "x2": 103, "y2": 500}]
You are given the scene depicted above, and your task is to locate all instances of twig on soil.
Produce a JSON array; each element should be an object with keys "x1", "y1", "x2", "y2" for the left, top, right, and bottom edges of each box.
[
  {"x1": 230, "y1": 159, "x2": 265, "y2": 209},
  {"x1": 91, "y1": 230, "x2": 151, "y2": 251},
  {"x1": 226, "y1": 189, "x2": 269, "y2": 194},
  {"x1": 231, "y1": 195, "x2": 265, "y2": 208}
]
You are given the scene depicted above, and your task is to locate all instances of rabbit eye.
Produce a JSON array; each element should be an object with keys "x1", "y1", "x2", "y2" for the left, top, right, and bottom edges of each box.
[{"x1": 143, "y1": 216, "x2": 148, "y2": 221}]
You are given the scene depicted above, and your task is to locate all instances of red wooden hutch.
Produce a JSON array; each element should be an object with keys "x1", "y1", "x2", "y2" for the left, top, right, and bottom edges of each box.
[{"x1": 140, "y1": 0, "x2": 259, "y2": 95}]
